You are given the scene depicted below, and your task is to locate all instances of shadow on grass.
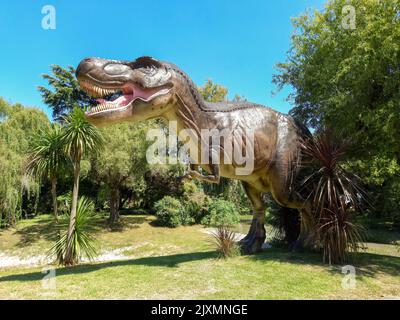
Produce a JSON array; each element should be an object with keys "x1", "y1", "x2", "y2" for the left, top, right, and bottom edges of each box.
[
  {"x1": 2, "y1": 245, "x2": 399, "y2": 284},
  {"x1": 364, "y1": 229, "x2": 400, "y2": 244},
  {"x1": 15, "y1": 217, "x2": 60, "y2": 247},
  {"x1": 0, "y1": 251, "x2": 217, "y2": 283},
  {"x1": 15, "y1": 215, "x2": 150, "y2": 247},
  {"x1": 249, "y1": 248, "x2": 400, "y2": 278},
  {"x1": 100, "y1": 216, "x2": 150, "y2": 232}
]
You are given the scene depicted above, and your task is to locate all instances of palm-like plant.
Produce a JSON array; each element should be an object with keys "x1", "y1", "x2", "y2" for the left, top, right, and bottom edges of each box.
[
  {"x1": 300, "y1": 130, "x2": 366, "y2": 264},
  {"x1": 210, "y1": 227, "x2": 240, "y2": 259},
  {"x1": 25, "y1": 125, "x2": 69, "y2": 222},
  {"x1": 61, "y1": 107, "x2": 103, "y2": 265},
  {"x1": 49, "y1": 196, "x2": 97, "y2": 265}
]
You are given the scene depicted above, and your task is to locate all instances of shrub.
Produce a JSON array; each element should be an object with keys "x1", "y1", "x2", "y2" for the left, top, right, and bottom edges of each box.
[
  {"x1": 182, "y1": 181, "x2": 211, "y2": 223},
  {"x1": 154, "y1": 196, "x2": 194, "y2": 227},
  {"x1": 301, "y1": 130, "x2": 366, "y2": 264},
  {"x1": 210, "y1": 227, "x2": 240, "y2": 259},
  {"x1": 57, "y1": 192, "x2": 72, "y2": 216},
  {"x1": 203, "y1": 178, "x2": 251, "y2": 215},
  {"x1": 142, "y1": 164, "x2": 185, "y2": 211},
  {"x1": 201, "y1": 199, "x2": 240, "y2": 227}
]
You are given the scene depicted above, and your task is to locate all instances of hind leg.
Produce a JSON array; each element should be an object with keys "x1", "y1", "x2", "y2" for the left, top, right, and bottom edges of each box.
[
  {"x1": 278, "y1": 206, "x2": 300, "y2": 244},
  {"x1": 239, "y1": 182, "x2": 266, "y2": 254},
  {"x1": 269, "y1": 171, "x2": 315, "y2": 251}
]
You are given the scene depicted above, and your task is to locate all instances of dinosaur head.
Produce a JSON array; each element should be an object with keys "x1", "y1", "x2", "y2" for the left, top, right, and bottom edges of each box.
[{"x1": 76, "y1": 56, "x2": 174, "y2": 126}]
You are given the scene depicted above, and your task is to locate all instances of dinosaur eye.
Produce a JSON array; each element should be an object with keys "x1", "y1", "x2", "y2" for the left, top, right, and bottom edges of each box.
[
  {"x1": 104, "y1": 63, "x2": 130, "y2": 75},
  {"x1": 143, "y1": 66, "x2": 155, "y2": 73}
]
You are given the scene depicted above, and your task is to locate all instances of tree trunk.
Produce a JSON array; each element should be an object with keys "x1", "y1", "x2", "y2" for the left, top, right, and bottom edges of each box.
[
  {"x1": 109, "y1": 187, "x2": 120, "y2": 224},
  {"x1": 51, "y1": 177, "x2": 58, "y2": 223},
  {"x1": 64, "y1": 161, "x2": 80, "y2": 265},
  {"x1": 109, "y1": 188, "x2": 120, "y2": 223}
]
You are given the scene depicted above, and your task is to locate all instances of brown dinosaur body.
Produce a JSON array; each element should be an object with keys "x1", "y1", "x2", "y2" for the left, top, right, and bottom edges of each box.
[{"x1": 76, "y1": 56, "x2": 313, "y2": 253}]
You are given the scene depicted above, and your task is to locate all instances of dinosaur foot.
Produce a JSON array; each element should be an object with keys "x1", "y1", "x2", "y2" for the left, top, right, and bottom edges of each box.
[
  {"x1": 239, "y1": 232, "x2": 266, "y2": 254},
  {"x1": 289, "y1": 239, "x2": 304, "y2": 252},
  {"x1": 289, "y1": 233, "x2": 317, "y2": 252}
]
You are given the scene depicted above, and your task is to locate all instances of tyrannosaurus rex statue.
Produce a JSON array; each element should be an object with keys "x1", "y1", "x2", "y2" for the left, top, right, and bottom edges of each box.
[{"x1": 76, "y1": 56, "x2": 313, "y2": 253}]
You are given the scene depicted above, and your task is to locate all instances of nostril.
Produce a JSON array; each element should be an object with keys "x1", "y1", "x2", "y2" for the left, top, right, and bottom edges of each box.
[{"x1": 76, "y1": 58, "x2": 94, "y2": 77}]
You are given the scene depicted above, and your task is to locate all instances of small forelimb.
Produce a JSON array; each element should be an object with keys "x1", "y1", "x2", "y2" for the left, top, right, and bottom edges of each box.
[{"x1": 187, "y1": 164, "x2": 220, "y2": 184}]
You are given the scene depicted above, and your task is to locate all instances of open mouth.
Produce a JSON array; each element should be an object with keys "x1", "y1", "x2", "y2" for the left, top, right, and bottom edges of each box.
[{"x1": 78, "y1": 79, "x2": 170, "y2": 115}]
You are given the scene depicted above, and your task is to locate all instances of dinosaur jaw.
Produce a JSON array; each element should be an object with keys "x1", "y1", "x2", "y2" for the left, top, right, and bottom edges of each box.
[{"x1": 78, "y1": 79, "x2": 170, "y2": 116}]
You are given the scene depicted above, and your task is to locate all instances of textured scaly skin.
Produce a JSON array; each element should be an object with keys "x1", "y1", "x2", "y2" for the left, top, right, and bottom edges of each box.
[{"x1": 76, "y1": 56, "x2": 313, "y2": 253}]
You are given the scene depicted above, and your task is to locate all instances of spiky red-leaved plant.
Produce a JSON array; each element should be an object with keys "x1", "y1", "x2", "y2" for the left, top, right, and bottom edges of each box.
[{"x1": 300, "y1": 129, "x2": 366, "y2": 264}]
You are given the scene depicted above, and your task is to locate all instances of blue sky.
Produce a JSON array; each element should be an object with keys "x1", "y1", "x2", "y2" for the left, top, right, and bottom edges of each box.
[{"x1": 0, "y1": 0, "x2": 324, "y2": 119}]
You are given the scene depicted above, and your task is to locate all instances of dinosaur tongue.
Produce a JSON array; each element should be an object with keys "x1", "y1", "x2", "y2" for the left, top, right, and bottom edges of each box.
[
  {"x1": 95, "y1": 84, "x2": 166, "y2": 109},
  {"x1": 91, "y1": 84, "x2": 170, "y2": 113},
  {"x1": 96, "y1": 93, "x2": 134, "y2": 108}
]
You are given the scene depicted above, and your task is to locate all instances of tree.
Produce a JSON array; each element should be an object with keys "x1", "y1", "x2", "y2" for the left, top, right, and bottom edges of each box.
[
  {"x1": 26, "y1": 125, "x2": 70, "y2": 222},
  {"x1": 49, "y1": 196, "x2": 97, "y2": 265},
  {"x1": 0, "y1": 98, "x2": 49, "y2": 226},
  {"x1": 93, "y1": 123, "x2": 149, "y2": 223},
  {"x1": 198, "y1": 79, "x2": 228, "y2": 102},
  {"x1": 61, "y1": 107, "x2": 103, "y2": 265},
  {"x1": 38, "y1": 65, "x2": 96, "y2": 119},
  {"x1": 273, "y1": 0, "x2": 400, "y2": 224},
  {"x1": 273, "y1": 0, "x2": 400, "y2": 160}
]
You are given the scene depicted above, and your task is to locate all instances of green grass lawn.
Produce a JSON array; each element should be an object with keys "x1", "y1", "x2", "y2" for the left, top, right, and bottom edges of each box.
[{"x1": 0, "y1": 214, "x2": 399, "y2": 299}]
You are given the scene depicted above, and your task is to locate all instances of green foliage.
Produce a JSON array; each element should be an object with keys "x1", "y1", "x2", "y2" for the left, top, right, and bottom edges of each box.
[
  {"x1": 347, "y1": 157, "x2": 400, "y2": 228},
  {"x1": 38, "y1": 65, "x2": 96, "y2": 118},
  {"x1": 302, "y1": 130, "x2": 366, "y2": 264},
  {"x1": 154, "y1": 196, "x2": 194, "y2": 227},
  {"x1": 57, "y1": 192, "x2": 72, "y2": 216},
  {"x1": 0, "y1": 98, "x2": 49, "y2": 226},
  {"x1": 25, "y1": 124, "x2": 71, "y2": 220},
  {"x1": 49, "y1": 196, "x2": 97, "y2": 265},
  {"x1": 60, "y1": 107, "x2": 103, "y2": 265},
  {"x1": 273, "y1": 0, "x2": 400, "y2": 226},
  {"x1": 91, "y1": 122, "x2": 150, "y2": 221},
  {"x1": 61, "y1": 107, "x2": 104, "y2": 162},
  {"x1": 96, "y1": 123, "x2": 149, "y2": 182},
  {"x1": 201, "y1": 198, "x2": 240, "y2": 227},
  {"x1": 142, "y1": 163, "x2": 186, "y2": 210},
  {"x1": 274, "y1": 0, "x2": 400, "y2": 151},
  {"x1": 26, "y1": 124, "x2": 69, "y2": 180},
  {"x1": 198, "y1": 79, "x2": 228, "y2": 102},
  {"x1": 181, "y1": 181, "x2": 212, "y2": 223}
]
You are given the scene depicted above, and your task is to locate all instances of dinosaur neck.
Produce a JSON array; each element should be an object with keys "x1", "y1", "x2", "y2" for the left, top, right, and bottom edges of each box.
[{"x1": 164, "y1": 63, "x2": 210, "y2": 135}]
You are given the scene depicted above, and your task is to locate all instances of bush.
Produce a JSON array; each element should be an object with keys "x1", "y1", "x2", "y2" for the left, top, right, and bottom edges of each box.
[
  {"x1": 182, "y1": 181, "x2": 211, "y2": 223},
  {"x1": 201, "y1": 199, "x2": 240, "y2": 227},
  {"x1": 210, "y1": 227, "x2": 240, "y2": 259},
  {"x1": 203, "y1": 178, "x2": 251, "y2": 215},
  {"x1": 49, "y1": 196, "x2": 97, "y2": 265},
  {"x1": 302, "y1": 130, "x2": 366, "y2": 264},
  {"x1": 154, "y1": 196, "x2": 194, "y2": 227},
  {"x1": 142, "y1": 164, "x2": 185, "y2": 211}
]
